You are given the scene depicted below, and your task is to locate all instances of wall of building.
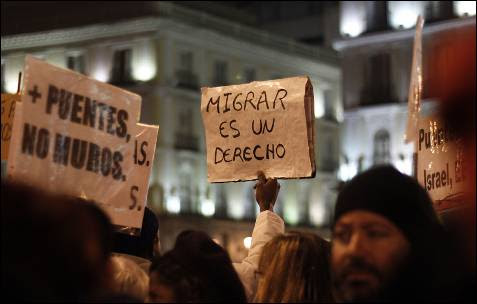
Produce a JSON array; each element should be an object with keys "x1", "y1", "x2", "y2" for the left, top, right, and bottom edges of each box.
[{"x1": 1, "y1": 8, "x2": 342, "y2": 256}]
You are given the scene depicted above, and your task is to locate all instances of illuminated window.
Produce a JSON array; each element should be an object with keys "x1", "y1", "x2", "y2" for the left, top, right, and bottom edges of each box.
[
  {"x1": 175, "y1": 108, "x2": 198, "y2": 151},
  {"x1": 176, "y1": 51, "x2": 198, "y2": 89},
  {"x1": 215, "y1": 185, "x2": 228, "y2": 218},
  {"x1": 111, "y1": 49, "x2": 133, "y2": 84},
  {"x1": 67, "y1": 54, "x2": 85, "y2": 74},
  {"x1": 454, "y1": 1, "x2": 476, "y2": 16},
  {"x1": 178, "y1": 160, "x2": 194, "y2": 213},
  {"x1": 373, "y1": 129, "x2": 391, "y2": 165},
  {"x1": 362, "y1": 53, "x2": 392, "y2": 105},
  {"x1": 244, "y1": 186, "x2": 255, "y2": 219},
  {"x1": 340, "y1": 1, "x2": 367, "y2": 37},
  {"x1": 244, "y1": 68, "x2": 256, "y2": 83},
  {"x1": 180, "y1": 51, "x2": 193, "y2": 72},
  {"x1": 213, "y1": 60, "x2": 228, "y2": 86},
  {"x1": 388, "y1": 1, "x2": 425, "y2": 30}
]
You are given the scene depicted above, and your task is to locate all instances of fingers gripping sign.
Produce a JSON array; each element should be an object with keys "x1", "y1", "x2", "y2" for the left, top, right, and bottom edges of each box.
[{"x1": 254, "y1": 171, "x2": 280, "y2": 212}]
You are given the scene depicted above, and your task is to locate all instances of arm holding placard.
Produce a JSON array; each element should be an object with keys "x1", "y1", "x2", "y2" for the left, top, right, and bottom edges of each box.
[{"x1": 233, "y1": 171, "x2": 284, "y2": 301}]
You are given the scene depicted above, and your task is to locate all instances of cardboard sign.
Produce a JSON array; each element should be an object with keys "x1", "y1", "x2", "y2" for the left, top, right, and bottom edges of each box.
[
  {"x1": 1, "y1": 93, "x2": 21, "y2": 160},
  {"x1": 416, "y1": 114, "x2": 466, "y2": 210},
  {"x1": 201, "y1": 76, "x2": 315, "y2": 182},
  {"x1": 7, "y1": 55, "x2": 159, "y2": 228}
]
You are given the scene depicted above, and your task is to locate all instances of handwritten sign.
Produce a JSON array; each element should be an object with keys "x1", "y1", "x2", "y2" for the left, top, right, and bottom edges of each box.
[
  {"x1": 201, "y1": 76, "x2": 315, "y2": 182},
  {"x1": 7, "y1": 55, "x2": 159, "y2": 228},
  {"x1": 416, "y1": 114, "x2": 466, "y2": 211},
  {"x1": 1, "y1": 93, "x2": 20, "y2": 160}
]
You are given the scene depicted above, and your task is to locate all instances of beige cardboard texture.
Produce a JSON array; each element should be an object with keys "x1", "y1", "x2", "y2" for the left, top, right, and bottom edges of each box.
[
  {"x1": 201, "y1": 76, "x2": 316, "y2": 182},
  {"x1": 7, "y1": 56, "x2": 159, "y2": 228}
]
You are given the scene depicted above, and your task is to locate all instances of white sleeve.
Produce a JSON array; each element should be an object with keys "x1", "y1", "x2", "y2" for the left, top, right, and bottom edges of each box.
[{"x1": 233, "y1": 210, "x2": 285, "y2": 301}]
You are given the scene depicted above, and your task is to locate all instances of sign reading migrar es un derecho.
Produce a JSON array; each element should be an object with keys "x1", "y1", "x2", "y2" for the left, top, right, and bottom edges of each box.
[{"x1": 201, "y1": 76, "x2": 316, "y2": 183}]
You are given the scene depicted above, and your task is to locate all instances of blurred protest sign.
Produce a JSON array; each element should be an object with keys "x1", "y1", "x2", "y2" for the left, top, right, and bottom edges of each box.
[
  {"x1": 201, "y1": 76, "x2": 315, "y2": 182},
  {"x1": 416, "y1": 114, "x2": 465, "y2": 211},
  {"x1": 7, "y1": 55, "x2": 159, "y2": 228},
  {"x1": 1, "y1": 93, "x2": 20, "y2": 160},
  {"x1": 405, "y1": 15, "x2": 424, "y2": 144}
]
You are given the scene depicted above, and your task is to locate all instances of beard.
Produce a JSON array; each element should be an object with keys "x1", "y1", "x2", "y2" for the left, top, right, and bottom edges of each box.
[{"x1": 332, "y1": 257, "x2": 407, "y2": 302}]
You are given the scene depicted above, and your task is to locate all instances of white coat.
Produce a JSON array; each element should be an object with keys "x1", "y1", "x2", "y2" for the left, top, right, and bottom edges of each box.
[{"x1": 233, "y1": 210, "x2": 285, "y2": 301}]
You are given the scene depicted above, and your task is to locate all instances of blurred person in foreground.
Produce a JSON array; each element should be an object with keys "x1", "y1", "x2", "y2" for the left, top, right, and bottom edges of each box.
[
  {"x1": 331, "y1": 166, "x2": 454, "y2": 302},
  {"x1": 1, "y1": 181, "x2": 114, "y2": 301},
  {"x1": 254, "y1": 232, "x2": 334, "y2": 302}
]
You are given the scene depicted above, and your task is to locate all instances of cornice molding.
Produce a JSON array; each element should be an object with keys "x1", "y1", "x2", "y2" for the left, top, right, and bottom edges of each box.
[{"x1": 333, "y1": 16, "x2": 476, "y2": 51}]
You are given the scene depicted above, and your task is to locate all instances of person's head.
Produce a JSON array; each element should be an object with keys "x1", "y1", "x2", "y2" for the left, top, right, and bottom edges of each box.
[
  {"x1": 110, "y1": 255, "x2": 149, "y2": 301},
  {"x1": 331, "y1": 166, "x2": 445, "y2": 302},
  {"x1": 254, "y1": 232, "x2": 333, "y2": 303},
  {"x1": 1, "y1": 180, "x2": 114, "y2": 301},
  {"x1": 148, "y1": 230, "x2": 246, "y2": 303},
  {"x1": 113, "y1": 207, "x2": 159, "y2": 261},
  {"x1": 148, "y1": 251, "x2": 200, "y2": 303}
]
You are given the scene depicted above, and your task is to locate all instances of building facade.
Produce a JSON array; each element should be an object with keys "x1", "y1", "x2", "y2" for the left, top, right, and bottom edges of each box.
[
  {"x1": 1, "y1": 2, "x2": 342, "y2": 261},
  {"x1": 333, "y1": 1, "x2": 475, "y2": 180}
]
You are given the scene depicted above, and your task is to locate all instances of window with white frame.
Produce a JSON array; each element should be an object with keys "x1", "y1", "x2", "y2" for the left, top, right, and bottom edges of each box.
[
  {"x1": 66, "y1": 53, "x2": 85, "y2": 74},
  {"x1": 373, "y1": 129, "x2": 391, "y2": 165},
  {"x1": 176, "y1": 51, "x2": 197, "y2": 89},
  {"x1": 213, "y1": 60, "x2": 228, "y2": 86},
  {"x1": 111, "y1": 48, "x2": 133, "y2": 84}
]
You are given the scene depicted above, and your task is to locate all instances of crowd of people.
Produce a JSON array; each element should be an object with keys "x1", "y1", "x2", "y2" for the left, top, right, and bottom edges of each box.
[
  {"x1": 1, "y1": 26, "x2": 475, "y2": 303},
  {"x1": 2, "y1": 162, "x2": 475, "y2": 302}
]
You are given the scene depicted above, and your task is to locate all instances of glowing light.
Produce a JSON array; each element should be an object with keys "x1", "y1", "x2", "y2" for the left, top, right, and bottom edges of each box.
[
  {"x1": 5, "y1": 77, "x2": 18, "y2": 93},
  {"x1": 4, "y1": 57, "x2": 24, "y2": 93},
  {"x1": 314, "y1": 87, "x2": 325, "y2": 118},
  {"x1": 243, "y1": 237, "x2": 252, "y2": 249},
  {"x1": 200, "y1": 199, "x2": 215, "y2": 217},
  {"x1": 388, "y1": 1, "x2": 424, "y2": 30},
  {"x1": 132, "y1": 62, "x2": 156, "y2": 82},
  {"x1": 284, "y1": 205, "x2": 299, "y2": 225},
  {"x1": 454, "y1": 1, "x2": 476, "y2": 17},
  {"x1": 228, "y1": 199, "x2": 245, "y2": 219},
  {"x1": 132, "y1": 40, "x2": 156, "y2": 81},
  {"x1": 395, "y1": 155, "x2": 413, "y2": 176},
  {"x1": 340, "y1": 2, "x2": 366, "y2": 37},
  {"x1": 339, "y1": 163, "x2": 357, "y2": 181},
  {"x1": 91, "y1": 64, "x2": 109, "y2": 82},
  {"x1": 166, "y1": 196, "x2": 180, "y2": 214},
  {"x1": 310, "y1": 202, "x2": 326, "y2": 226}
]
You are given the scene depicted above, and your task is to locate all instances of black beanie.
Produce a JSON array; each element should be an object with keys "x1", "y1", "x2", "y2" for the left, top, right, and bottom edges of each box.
[{"x1": 334, "y1": 166, "x2": 442, "y2": 247}]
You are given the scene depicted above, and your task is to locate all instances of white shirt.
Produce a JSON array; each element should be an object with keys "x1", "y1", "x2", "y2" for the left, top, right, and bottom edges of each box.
[{"x1": 233, "y1": 210, "x2": 285, "y2": 301}]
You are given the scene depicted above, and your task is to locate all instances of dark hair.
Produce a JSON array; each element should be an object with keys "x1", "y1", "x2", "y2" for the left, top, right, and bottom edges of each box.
[
  {"x1": 1, "y1": 180, "x2": 113, "y2": 301},
  {"x1": 150, "y1": 252, "x2": 201, "y2": 302},
  {"x1": 150, "y1": 230, "x2": 247, "y2": 302}
]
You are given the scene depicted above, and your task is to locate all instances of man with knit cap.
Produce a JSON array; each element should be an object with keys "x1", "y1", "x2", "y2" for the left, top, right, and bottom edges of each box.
[{"x1": 331, "y1": 165, "x2": 453, "y2": 302}]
